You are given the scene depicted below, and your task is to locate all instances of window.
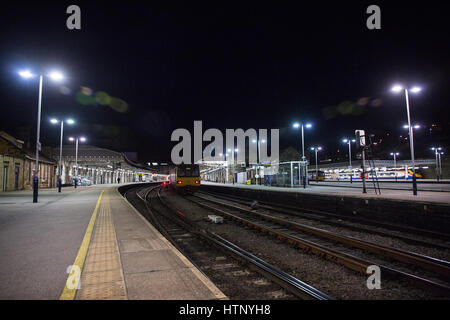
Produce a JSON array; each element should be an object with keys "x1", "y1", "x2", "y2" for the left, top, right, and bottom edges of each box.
[{"x1": 177, "y1": 165, "x2": 199, "y2": 177}]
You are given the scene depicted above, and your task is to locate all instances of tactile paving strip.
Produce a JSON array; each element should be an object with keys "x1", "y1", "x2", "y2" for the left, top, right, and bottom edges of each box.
[{"x1": 76, "y1": 190, "x2": 127, "y2": 300}]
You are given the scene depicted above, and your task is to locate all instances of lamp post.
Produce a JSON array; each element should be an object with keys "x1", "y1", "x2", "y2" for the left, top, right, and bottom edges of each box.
[
  {"x1": 390, "y1": 152, "x2": 399, "y2": 168},
  {"x1": 431, "y1": 147, "x2": 442, "y2": 182},
  {"x1": 17, "y1": 69, "x2": 64, "y2": 202},
  {"x1": 224, "y1": 152, "x2": 229, "y2": 183},
  {"x1": 51, "y1": 118, "x2": 75, "y2": 192},
  {"x1": 293, "y1": 122, "x2": 312, "y2": 188},
  {"x1": 68, "y1": 136, "x2": 86, "y2": 181},
  {"x1": 227, "y1": 148, "x2": 238, "y2": 184},
  {"x1": 310, "y1": 146, "x2": 322, "y2": 182},
  {"x1": 342, "y1": 139, "x2": 356, "y2": 168},
  {"x1": 390, "y1": 152, "x2": 400, "y2": 181},
  {"x1": 233, "y1": 148, "x2": 238, "y2": 184},
  {"x1": 392, "y1": 85, "x2": 422, "y2": 195},
  {"x1": 252, "y1": 138, "x2": 266, "y2": 185}
]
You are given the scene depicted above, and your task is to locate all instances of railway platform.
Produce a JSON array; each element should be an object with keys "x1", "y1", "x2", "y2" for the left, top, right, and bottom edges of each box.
[
  {"x1": 203, "y1": 181, "x2": 450, "y2": 205},
  {"x1": 0, "y1": 184, "x2": 226, "y2": 300}
]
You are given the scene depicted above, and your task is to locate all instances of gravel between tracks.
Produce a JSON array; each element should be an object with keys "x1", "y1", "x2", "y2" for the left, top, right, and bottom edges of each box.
[
  {"x1": 127, "y1": 187, "x2": 298, "y2": 300},
  {"x1": 196, "y1": 192, "x2": 450, "y2": 262},
  {"x1": 162, "y1": 188, "x2": 448, "y2": 300}
]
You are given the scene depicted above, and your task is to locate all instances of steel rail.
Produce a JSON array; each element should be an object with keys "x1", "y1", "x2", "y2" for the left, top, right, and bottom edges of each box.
[
  {"x1": 185, "y1": 195, "x2": 450, "y2": 296},
  {"x1": 191, "y1": 193, "x2": 450, "y2": 278},
  {"x1": 196, "y1": 189, "x2": 450, "y2": 244},
  {"x1": 153, "y1": 188, "x2": 333, "y2": 300}
]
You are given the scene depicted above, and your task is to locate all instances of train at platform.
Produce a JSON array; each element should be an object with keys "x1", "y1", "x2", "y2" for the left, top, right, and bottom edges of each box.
[
  {"x1": 321, "y1": 168, "x2": 423, "y2": 181},
  {"x1": 168, "y1": 164, "x2": 201, "y2": 189},
  {"x1": 308, "y1": 169, "x2": 326, "y2": 181}
]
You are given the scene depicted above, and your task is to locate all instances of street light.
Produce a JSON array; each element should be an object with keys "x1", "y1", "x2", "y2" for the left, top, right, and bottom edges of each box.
[
  {"x1": 252, "y1": 138, "x2": 266, "y2": 184},
  {"x1": 342, "y1": 138, "x2": 356, "y2": 168},
  {"x1": 48, "y1": 71, "x2": 64, "y2": 81},
  {"x1": 310, "y1": 146, "x2": 322, "y2": 182},
  {"x1": 51, "y1": 118, "x2": 75, "y2": 192},
  {"x1": 68, "y1": 136, "x2": 87, "y2": 183},
  {"x1": 232, "y1": 148, "x2": 238, "y2": 184},
  {"x1": 293, "y1": 122, "x2": 312, "y2": 188},
  {"x1": 390, "y1": 152, "x2": 400, "y2": 168},
  {"x1": 292, "y1": 122, "x2": 312, "y2": 160},
  {"x1": 403, "y1": 124, "x2": 421, "y2": 130},
  {"x1": 390, "y1": 152, "x2": 400, "y2": 182},
  {"x1": 391, "y1": 84, "x2": 422, "y2": 195},
  {"x1": 18, "y1": 68, "x2": 65, "y2": 202},
  {"x1": 431, "y1": 147, "x2": 443, "y2": 182}
]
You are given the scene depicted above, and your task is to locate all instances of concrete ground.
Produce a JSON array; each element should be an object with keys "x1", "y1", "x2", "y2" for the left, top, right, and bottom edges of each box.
[
  {"x1": 203, "y1": 181, "x2": 450, "y2": 205},
  {"x1": 0, "y1": 186, "x2": 103, "y2": 299},
  {"x1": 0, "y1": 184, "x2": 225, "y2": 300}
]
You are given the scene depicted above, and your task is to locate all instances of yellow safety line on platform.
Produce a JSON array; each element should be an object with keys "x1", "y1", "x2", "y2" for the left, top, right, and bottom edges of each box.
[{"x1": 59, "y1": 189, "x2": 104, "y2": 300}]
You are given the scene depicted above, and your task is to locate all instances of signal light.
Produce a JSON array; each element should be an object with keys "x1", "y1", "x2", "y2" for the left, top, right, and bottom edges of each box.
[
  {"x1": 195, "y1": 180, "x2": 200, "y2": 184},
  {"x1": 177, "y1": 181, "x2": 182, "y2": 184}
]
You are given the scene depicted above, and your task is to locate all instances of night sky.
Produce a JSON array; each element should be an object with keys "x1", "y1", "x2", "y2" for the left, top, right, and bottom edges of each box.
[{"x1": 1, "y1": 1, "x2": 449, "y2": 163}]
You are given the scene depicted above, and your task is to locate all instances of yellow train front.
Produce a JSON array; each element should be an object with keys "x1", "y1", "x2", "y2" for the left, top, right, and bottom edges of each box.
[{"x1": 169, "y1": 164, "x2": 201, "y2": 190}]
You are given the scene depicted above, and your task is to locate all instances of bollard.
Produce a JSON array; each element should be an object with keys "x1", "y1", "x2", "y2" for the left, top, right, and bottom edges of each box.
[
  {"x1": 33, "y1": 175, "x2": 39, "y2": 203},
  {"x1": 58, "y1": 177, "x2": 62, "y2": 193}
]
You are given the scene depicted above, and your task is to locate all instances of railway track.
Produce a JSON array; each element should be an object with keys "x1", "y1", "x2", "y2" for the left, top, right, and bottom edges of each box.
[
  {"x1": 184, "y1": 192, "x2": 450, "y2": 297},
  {"x1": 195, "y1": 189, "x2": 450, "y2": 248},
  {"x1": 125, "y1": 185, "x2": 333, "y2": 300}
]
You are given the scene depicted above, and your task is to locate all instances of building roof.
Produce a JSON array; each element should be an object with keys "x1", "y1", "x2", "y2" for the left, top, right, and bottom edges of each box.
[
  {"x1": 0, "y1": 131, "x2": 56, "y2": 165},
  {"x1": 0, "y1": 131, "x2": 24, "y2": 149},
  {"x1": 56, "y1": 145, "x2": 123, "y2": 158}
]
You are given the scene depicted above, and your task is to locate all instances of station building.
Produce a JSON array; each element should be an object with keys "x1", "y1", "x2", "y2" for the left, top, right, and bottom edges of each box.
[
  {"x1": 0, "y1": 130, "x2": 154, "y2": 192},
  {"x1": 201, "y1": 158, "x2": 438, "y2": 187},
  {"x1": 0, "y1": 131, "x2": 57, "y2": 191},
  {"x1": 45, "y1": 144, "x2": 154, "y2": 185}
]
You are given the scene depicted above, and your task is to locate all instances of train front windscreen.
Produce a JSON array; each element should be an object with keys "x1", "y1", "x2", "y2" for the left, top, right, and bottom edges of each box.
[{"x1": 177, "y1": 165, "x2": 200, "y2": 177}]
